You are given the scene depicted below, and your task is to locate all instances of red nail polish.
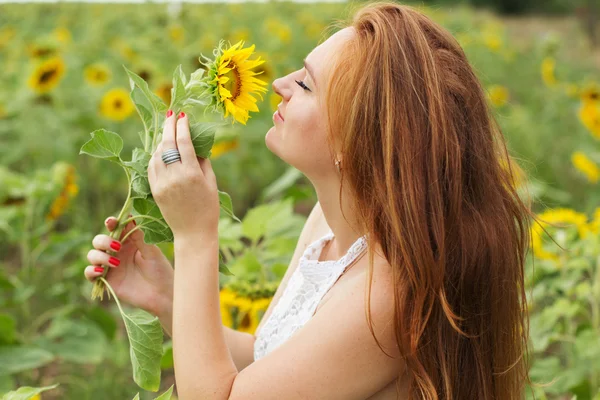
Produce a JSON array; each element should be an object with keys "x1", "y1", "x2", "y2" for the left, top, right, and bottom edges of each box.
[
  {"x1": 109, "y1": 257, "x2": 120, "y2": 267},
  {"x1": 110, "y1": 241, "x2": 121, "y2": 251},
  {"x1": 179, "y1": 111, "x2": 185, "y2": 118},
  {"x1": 167, "y1": 110, "x2": 173, "y2": 117},
  {"x1": 94, "y1": 266, "x2": 104, "y2": 273}
]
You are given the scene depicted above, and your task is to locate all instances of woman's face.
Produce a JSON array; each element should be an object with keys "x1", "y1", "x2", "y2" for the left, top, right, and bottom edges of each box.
[{"x1": 266, "y1": 27, "x2": 355, "y2": 180}]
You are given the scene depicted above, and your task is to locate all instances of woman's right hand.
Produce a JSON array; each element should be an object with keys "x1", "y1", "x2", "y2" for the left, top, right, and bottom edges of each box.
[{"x1": 84, "y1": 215, "x2": 174, "y2": 320}]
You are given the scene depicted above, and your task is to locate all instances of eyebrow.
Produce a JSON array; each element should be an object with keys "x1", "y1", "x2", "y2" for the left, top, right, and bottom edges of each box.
[{"x1": 303, "y1": 58, "x2": 317, "y2": 87}]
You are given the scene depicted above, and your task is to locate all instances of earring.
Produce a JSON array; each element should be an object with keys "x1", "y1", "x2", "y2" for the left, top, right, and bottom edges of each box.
[{"x1": 334, "y1": 159, "x2": 341, "y2": 173}]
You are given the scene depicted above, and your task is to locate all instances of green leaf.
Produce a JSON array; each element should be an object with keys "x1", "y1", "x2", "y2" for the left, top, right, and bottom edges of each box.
[
  {"x1": 0, "y1": 346, "x2": 55, "y2": 375},
  {"x1": 0, "y1": 314, "x2": 16, "y2": 345},
  {"x1": 218, "y1": 190, "x2": 241, "y2": 223},
  {"x1": 160, "y1": 341, "x2": 173, "y2": 370},
  {"x1": 121, "y1": 309, "x2": 164, "y2": 392},
  {"x1": 132, "y1": 198, "x2": 173, "y2": 244},
  {"x1": 131, "y1": 87, "x2": 155, "y2": 145},
  {"x1": 79, "y1": 129, "x2": 123, "y2": 163},
  {"x1": 170, "y1": 65, "x2": 187, "y2": 110},
  {"x1": 190, "y1": 122, "x2": 217, "y2": 158},
  {"x1": 154, "y1": 384, "x2": 175, "y2": 400},
  {"x1": 132, "y1": 394, "x2": 140, "y2": 400},
  {"x1": 242, "y1": 198, "x2": 305, "y2": 243},
  {"x1": 1, "y1": 383, "x2": 59, "y2": 400},
  {"x1": 124, "y1": 66, "x2": 168, "y2": 115}
]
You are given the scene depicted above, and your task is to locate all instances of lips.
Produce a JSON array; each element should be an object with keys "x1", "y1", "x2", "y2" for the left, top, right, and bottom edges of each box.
[{"x1": 277, "y1": 108, "x2": 285, "y2": 122}]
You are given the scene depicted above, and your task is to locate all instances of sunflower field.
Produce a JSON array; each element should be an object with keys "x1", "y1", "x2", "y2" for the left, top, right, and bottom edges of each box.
[{"x1": 0, "y1": 1, "x2": 599, "y2": 399}]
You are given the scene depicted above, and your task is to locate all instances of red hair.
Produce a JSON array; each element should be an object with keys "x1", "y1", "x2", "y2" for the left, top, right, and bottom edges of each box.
[{"x1": 324, "y1": 3, "x2": 533, "y2": 399}]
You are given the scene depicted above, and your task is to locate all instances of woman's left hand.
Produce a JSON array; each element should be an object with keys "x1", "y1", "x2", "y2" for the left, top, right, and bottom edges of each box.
[{"x1": 148, "y1": 111, "x2": 219, "y2": 239}]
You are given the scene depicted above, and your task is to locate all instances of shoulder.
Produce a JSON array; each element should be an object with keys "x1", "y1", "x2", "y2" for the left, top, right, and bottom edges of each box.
[{"x1": 232, "y1": 245, "x2": 403, "y2": 399}]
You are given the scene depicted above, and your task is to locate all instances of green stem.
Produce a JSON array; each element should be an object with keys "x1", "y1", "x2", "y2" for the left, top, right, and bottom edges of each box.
[
  {"x1": 121, "y1": 214, "x2": 168, "y2": 228},
  {"x1": 91, "y1": 168, "x2": 133, "y2": 300},
  {"x1": 99, "y1": 277, "x2": 125, "y2": 315},
  {"x1": 119, "y1": 224, "x2": 144, "y2": 244}
]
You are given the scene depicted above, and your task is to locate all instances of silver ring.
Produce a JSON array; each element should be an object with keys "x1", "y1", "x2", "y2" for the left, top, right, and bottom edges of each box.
[{"x1": 162, "y1": 148, "x2": 181, "y2": 165}]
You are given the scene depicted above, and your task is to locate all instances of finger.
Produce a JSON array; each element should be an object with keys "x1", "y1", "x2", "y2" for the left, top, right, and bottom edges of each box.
[
  {"x1": 161, "y1": 111, "x2": 178, "y2": 159},
  {"x1": 176, "y1": 112, "x2": 197, "y2": 167},
  {"x1": 152, "y1": 140, "x2": 166, "y2": 176},
  {"x1": 105, "y1": 216, "x2": 118, "y2": 232},
  {"x1": 86, "y1": 249, "x2": 121, "y2": 268},
  {"x1": 92, "y1": 234, "x2": 122, "y2": 253},
  {"x1": 84, "y1": 265, "x2": 106, "y2": 282},
  {"x1": 198, "y1": 157, "x2": 215, "y2": 185},
  {"x1": 119, "y1": 214, "x2": 158, "y2": 259}
]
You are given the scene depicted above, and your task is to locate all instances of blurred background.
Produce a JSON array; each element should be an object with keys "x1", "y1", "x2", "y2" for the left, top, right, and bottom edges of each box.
[{"x1": 0, "y1": 0, "x2": 599, "y2": 399}]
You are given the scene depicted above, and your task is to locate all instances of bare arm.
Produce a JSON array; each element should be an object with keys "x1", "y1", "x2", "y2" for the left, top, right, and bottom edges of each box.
[{"x1": 155, "y1": 200, "x2": 325, "y2": 372}]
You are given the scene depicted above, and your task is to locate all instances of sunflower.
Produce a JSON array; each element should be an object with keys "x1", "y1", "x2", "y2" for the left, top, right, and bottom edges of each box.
[
  {"x1": 46, "y1": 163, "x2": 79, "y2": 222},
  {"x1": 579, "y1": 102, "x2": 600, "y2": 139},
  {"x1": 571, "y1": 151, "x2": 600, "y2": 183},
  {"x1": 27, "y1": 56, "x2": 66, "y2": 94},
  {"x1": 53, "y1": 26, "x2": 72, "y2": 44},
  {"x1": 580, "y1": 83, "x2": 600, "y2": 104},
  {"x1": 487, "y1": 85, "x2": 509, "y2": 107},
  {"x1": 235, "y1": 296, "x2": 272, "y2": 335},
  {"x1": 84, "y1": 63, "x2": 111, "y2": 86},
  {"x1": 531, "y1": 208, "x2": 589, "y2": 262},
  {"x1": 155, "y1": 82, "x2": 173, "y2": 106},
  {"x1": 211, "y1": 138, "x2": 240, "y2": 159},
  {"x1": 220, "y1": 288, "x2": 238, "y2": 328},
  {"x1": 99, "y1": 88, "x2": 135, "y2": 121},
  {"x1": 169, "y1": 25, "x2": 185, "y2": 43},
  {"x1": 203, "y1": 40, "x2": 268, "y2": 125},
  {"x1": 541, "y1": 57, "x2": 557, "y2": 87}
]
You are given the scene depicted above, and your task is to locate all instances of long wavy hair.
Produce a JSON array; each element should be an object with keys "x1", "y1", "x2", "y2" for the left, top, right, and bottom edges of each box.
[{"x1": 324, "y1": 3, "x2": 533, "y2": 399}]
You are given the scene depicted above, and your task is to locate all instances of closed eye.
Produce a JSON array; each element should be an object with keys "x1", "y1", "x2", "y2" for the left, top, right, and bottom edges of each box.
[{"x1": 295, "y1": 79, "x2": 312, "y2": 92}]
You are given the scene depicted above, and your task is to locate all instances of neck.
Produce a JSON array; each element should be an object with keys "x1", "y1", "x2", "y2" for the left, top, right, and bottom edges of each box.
[{"x1": 313, "y1": 178, "x2": 364, "y2": 260}]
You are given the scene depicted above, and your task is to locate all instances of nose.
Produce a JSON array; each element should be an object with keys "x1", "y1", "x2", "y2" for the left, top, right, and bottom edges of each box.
[{"x1": 272, "y1": 77, "x2": 291, "y2": 102}]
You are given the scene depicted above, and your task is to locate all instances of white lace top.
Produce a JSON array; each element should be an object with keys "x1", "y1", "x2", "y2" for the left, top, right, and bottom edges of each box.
[{"x1": 253, "y1": 228, "x2": 368, "y2": 361}]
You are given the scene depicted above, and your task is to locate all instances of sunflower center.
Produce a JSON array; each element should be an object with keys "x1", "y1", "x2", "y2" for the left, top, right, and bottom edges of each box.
[
  {"x1": 223, "y1": 61, "x2": 242, "y2": 101},
  {"x1": 239, "y1": 312, "x2": 251, "y2": 329},
  {"x1": 114, "y1": 99, "x2": 122, "y2": 109},
  {"x1": 39, "y1": 69, "x2": 57, "y2": 84}
]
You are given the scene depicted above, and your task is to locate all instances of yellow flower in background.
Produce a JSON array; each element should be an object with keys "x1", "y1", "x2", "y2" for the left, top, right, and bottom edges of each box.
[
  {"x1": 304, "y1": 21, "x2": 326, "y2": 41},
  {"x1": 231, "y1": 28, "x2": 251, "y2": 44},
  {"x1": 169, "y1": 25, "x2": 185, "y2": 43},
  {"x1": 265, "y1": 18, "x2": 291, "y2": 44},
  {"x1": 26, "y1": 42, "x2": 58, "y2": 59},
  {"x1": 482, "y1": 29, "x2": 502, "y2": 52},
  {"x1": 205, "y1": 40, "x2": 268, "y2": 125},
  {"x1": 488, "y1": 85, "x2": 509, "y2": 107},
  {"x1": 211, "y1": 138, "x2": 240, "y2": 159},
  {"x1": 270, "y1": 91, "x2": 280, "y2": 112},
  {"x1": 0, "y1": 26, "x2": 16, "y2": 48},
  {"x1": 580, "y1": 83, "x2": 600, "y2": 104},
  {"x1": 564, "y1": 83, "x2": 579, "y2": 98},
  {"x1": 234, "y1": 296, "x2": 256, "y2": 334},
  {"x1": 30, "y1": 395, "x2": 41, "y2": 400},
  {"x1": 235, "y1": 296, "x2": 272, "y2": 335},
  {"x1": 155, "y1": 82, "x2": 173, "y2": 106},
  {"x1": 220, "y1": 288, "x2": 237, "y2": 328},
  {"x1": 46, "y1": 163, "x2": 79, "y2": 222},
  {"x1": 84, "y1": 63, "x2": 111, "y2": 86},
  {"x1": 579, "y1": 102, "x2": 600, "y2": 139},
  {"x1": 99, "y1": 88, "x2": 135, "y2": 121},
  {"x1": 111, "y1": 39, "x2": 139, "y2": 62},
  {"x1": 587, "y1": 208, "x2": 600, "y2": 236},
  {"x1": 53, "y1": 26, "x2": 72, "y2": 44},
  {"x1": 28, "y1": 56, "x2": 66, "y2": 94},
  {"x1": 571, "y1": 151, "x2": 600, "y2": 183},
  {"x1": 532, "y1": 208, "x2": 589, "y2": 261},
  {"x1": 541, "y1": 57, "x2": 557, "y2": 87}
]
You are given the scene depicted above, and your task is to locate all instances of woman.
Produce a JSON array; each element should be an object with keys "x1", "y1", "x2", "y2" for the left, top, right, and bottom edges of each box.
[{"x1": 84, "y1": 2, "x2": 532, "y2": 398}]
